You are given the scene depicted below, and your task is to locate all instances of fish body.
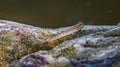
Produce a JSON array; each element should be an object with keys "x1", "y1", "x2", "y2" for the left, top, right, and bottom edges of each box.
[{"x1": 44, "y1": 22, "x2": 84, "y2": 44}]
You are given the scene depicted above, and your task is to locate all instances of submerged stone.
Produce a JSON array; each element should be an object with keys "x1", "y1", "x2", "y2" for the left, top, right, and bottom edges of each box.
[{"x1": 0, "y1": 20, "x2": 120, "y2": 67}]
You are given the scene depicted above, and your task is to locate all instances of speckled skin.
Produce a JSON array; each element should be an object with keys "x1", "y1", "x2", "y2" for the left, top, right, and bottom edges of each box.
[{"x1": 45, "y1": 22, "x2": 84, "y2": 44}]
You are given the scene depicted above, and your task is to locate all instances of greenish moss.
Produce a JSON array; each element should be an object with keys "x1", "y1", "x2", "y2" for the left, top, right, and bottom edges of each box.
[
  {"x1": 47, "y1": 62, "x2": 72, "y2": 67},
  {"x1": 55, "y1": 46, "x2": 77, "y2": 59},
  {"x1": 113, "y1": 62, "x2": 120, "y2": 67},
  {"x1": 41, "y1": 35, "x2": 73, "y2": 50},
  {"x1": 0, "y1": 29, "x2": 75, "y2": 66},
  {"x1": 41, "y1": 32, "x2": 54, "y2": 40}
]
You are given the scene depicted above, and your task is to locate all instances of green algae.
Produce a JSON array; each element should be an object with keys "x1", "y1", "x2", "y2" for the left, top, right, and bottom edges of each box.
[
  {"x1": 0, "y1": 30, "x2": 74, "y2": 66},
  {"x1": 41, "y1": 34, "x2": 73, "y2": 50},
  {"x1": 114, "y1": 63, "x2": 120, "y2": 67},
  {"x1": 48, "y1": 62, "x2": 72, "y2": 67},
  {"x1": 54, "y1": 46, "x2": 77, "y2": 59}
]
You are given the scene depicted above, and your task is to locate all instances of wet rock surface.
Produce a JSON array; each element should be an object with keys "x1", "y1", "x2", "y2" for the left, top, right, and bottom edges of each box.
[{"x1": 0, "y1": 20, "x2": 120, "y2": 67}]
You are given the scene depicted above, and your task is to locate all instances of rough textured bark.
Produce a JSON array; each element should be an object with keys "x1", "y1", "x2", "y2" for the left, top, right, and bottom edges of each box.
[{"x1": 0, "y1": 20, "x2": 120, "y2": 67}]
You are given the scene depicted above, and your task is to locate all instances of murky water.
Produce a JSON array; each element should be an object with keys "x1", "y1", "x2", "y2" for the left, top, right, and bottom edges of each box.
[{"x1": 0, "y1": 0, "x2": 119, "y2": 28}]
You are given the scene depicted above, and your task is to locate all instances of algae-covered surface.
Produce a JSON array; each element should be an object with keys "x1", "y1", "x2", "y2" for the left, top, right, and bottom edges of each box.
[{"x1": 0, "y1": 20, "x2": 120, "y2": 67}]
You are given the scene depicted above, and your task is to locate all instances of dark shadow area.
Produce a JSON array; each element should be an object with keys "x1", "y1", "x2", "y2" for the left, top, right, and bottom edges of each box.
[{"x1": 0, "y1": 0, "x2": 119, "y2": 28}]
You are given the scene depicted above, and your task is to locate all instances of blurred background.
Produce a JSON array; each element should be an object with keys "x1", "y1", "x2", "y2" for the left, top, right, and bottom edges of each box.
[{"x1": 0, "y1": 0, "x2": 120, "y2": 28}]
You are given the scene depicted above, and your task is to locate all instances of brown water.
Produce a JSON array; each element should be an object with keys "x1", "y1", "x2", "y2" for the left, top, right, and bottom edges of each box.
[{"x1": 0, "y1": 0, "x2": 120, "y2": 28}]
